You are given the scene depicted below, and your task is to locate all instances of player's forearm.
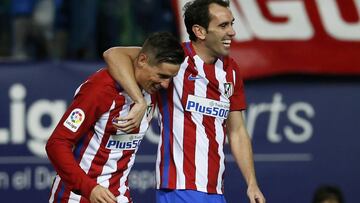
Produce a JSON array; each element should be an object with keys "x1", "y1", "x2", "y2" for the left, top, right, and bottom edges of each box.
[
  {"x1": 46, "y1": 137, "x2": 97, "y2": 199},
  {"x1": 229, "y1": 131, "x2": 258, "y2": 186},
  {"x1": 227, "y1": 111, "x2": 259, "y2": 186},
  {"x1": 103, "y1": 47, "x2": 144, "y2": 104}
]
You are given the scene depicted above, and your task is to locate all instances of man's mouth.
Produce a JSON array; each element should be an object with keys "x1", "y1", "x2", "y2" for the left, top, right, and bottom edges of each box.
[{"x1": 223, "y1": 40, "x2": 231, "y2": 48}]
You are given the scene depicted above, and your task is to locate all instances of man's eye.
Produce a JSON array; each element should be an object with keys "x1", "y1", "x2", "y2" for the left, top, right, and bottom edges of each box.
[
  {"x1": 220, "y1": 23, "x2": 228, "y2": 28},
  {"x1": 159, "y1": 74, "x2": 170, "y2": 79}
]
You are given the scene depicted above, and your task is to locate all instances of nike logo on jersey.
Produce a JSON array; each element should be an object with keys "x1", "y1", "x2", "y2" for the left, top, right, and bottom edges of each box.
[{"x1": 188, "y1": 74, "x2": 202, "y2": 81}]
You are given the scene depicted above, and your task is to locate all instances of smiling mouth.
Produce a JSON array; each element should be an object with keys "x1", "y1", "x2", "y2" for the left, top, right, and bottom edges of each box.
[{"x1": 223, "y1": 40, "x2": 231, "y2": 48}]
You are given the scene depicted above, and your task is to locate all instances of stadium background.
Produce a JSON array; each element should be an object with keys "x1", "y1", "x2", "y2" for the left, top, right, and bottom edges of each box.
[{"x1": 1, "y1": 0, "x2": 360, "y2": 202}]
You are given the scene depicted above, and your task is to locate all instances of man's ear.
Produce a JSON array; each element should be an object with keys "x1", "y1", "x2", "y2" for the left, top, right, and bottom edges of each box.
[
  {"x1": 137, "y1": 53, "x2": 148, "y2": 68},
  {"x1": 192, "y1": 24, "x2": 207, "y2": 40}
]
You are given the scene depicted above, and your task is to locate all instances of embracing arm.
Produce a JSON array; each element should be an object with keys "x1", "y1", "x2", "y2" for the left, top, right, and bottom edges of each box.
[
  {"x1": 103, "y1": 47, "x2": 142, "y2": 103},
  {"x1": 103, "y1": 47, "x2": 145, "y2": 132},
  {"x1": 227, "y1": 111, "x2": 265, "y2": 203}
]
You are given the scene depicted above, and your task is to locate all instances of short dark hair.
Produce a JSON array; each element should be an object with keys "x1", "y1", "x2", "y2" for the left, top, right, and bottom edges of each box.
[
  {"x1": 312, "y1": 185, "x2": 344, "y2": 203},
  {"x1": 141, "y1": 32, "x2": 184, "y2": 66},
  {"x1": 183, "y1": 0, "x2": 230, "y2": 41}
]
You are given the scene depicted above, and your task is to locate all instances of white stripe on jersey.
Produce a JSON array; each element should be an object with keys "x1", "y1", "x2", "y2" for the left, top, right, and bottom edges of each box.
[
  {"x1": 117, "y1": 153, "x2": 136, "y2": 202},
  {"x1": 79, "y1": 135, "x2": 100, "y2": 172},
  {"x1": 94, "y1": 100, "x2": 115, "y2": 136},
  {"x1": 214, "y1": 59, "x2": 227, "y2": 193},
  {"x1": 215, "y1": 60, "x2": 229, "y2": 104},
  {"x1": 172, "y1": 58, "x2": 188, "y2": 188},
  {"x1": 49, "y1": 175, "x2": 61, "y2": 202},
  {"x1": 233, "y1": 69, "x2": 236, "y2": 86},
  {"x1": 80, "y1": 101, "x2": 116, "y2": 173},
  {"x1": 73, "y1": 80, "x2": 87, "y2": 97},
  {"x1": 68, "y1": 192, "x2": 81, "y2": 203},
  {"x1": 117, "y1": 195, "x2": 130, "y2": 203},
  {"x1": 97, "y1": 151, "x2": 123, "y2": 187},
  {"x1": 155, "y1": 118, "x2": 162, "y2": 189},
  {"x1": 192, "y1": 55, "x2": 209, "y2": 190}
]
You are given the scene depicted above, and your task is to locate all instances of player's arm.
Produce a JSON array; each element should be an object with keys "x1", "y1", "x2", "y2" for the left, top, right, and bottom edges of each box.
[
  {"x1": 103, "y1": 47, "x2": 145, "y2": 132},
  {"x1": 226, "y1": 111, "x2": 265, "y2": 203},
  {"x1": 46, "y1": 83, "x2": 116, "y2": 202}
]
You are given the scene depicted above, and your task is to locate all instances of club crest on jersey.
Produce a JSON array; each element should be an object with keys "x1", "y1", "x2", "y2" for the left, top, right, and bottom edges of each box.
[
  {"x1": 63, "y1": 108, "x2": 85, "y2": 132},
  {"x1": 224, "y1": 82, "x2": 234, "y2": 98},
  {"x1": 185, "y1": 95, "x2": 230, "y2": 119}
]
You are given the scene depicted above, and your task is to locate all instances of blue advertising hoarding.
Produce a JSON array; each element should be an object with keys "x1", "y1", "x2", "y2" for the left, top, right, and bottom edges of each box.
[{"x1": 0, "y1": 62, "x2": 359, "y2": 202}]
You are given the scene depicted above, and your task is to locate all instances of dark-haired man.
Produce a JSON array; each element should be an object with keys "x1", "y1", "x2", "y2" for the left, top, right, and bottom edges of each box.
[
  {"x1": 46, "y1": 32, "x2": 184, "y2": 203},
  {"x1": 103, "y1": 0, "x2": 265, "y2": 203},
  {"x1": 313, "y1": 185, "x2": 344, "y2": 203}
]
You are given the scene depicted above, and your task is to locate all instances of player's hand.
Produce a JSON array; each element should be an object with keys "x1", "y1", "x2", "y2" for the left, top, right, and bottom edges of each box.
[
  {"x1": 89, "y1": 185, "x2": 117, "y2": 203},
  {"x1": 112, "y1": 100, "x2": 147, "y2": 133},
  {"x1": 247, "y1": 183, "x2": 265, "y2": 203}
]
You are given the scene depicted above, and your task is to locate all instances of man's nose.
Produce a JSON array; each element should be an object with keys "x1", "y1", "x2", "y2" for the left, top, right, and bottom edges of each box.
[
  {"x1": 228, "y1": 25, "x2": 236, "y2": 36},
  {"x1": 160, "y1": 79, "x2": 171, "y2": 89}
]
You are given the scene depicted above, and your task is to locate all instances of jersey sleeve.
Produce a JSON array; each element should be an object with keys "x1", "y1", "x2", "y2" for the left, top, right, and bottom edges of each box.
[
  {"x1": 229, "y1": 58, "x2": 247, "y2": 111},
  {"x1": 46, "y1": 80, "x2": 113, "y2": 199}
]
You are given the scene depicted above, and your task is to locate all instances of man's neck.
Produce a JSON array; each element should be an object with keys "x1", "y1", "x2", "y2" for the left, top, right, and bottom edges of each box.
[
  {"x1": 133, "y1": 58, "x2": 143, "y2": 90},
  {"x1": 191, "y1": 41, "x2": 217, "y2": 64}
]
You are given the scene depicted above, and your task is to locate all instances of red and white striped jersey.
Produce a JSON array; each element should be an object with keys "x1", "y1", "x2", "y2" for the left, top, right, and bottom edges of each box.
[
  {"x1": 155, "y1": 42, "x2": 246, "y2": 194},
  {"x1": 46, "y1": 69, "x2": 155, "y2": 203}
]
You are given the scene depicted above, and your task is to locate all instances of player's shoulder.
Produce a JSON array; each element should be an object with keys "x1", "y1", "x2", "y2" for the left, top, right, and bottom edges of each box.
[
  {"x1": 87, "y1": 68, "x2": 113, "y2": 84},
  {"x1": 221, "y1": 56, "x2": 240, "y2": 71},
  {"x1": 76, "y1": 69, "x2": 117, "y2": 99},
  {"x1": 87, "y1": 68, "x2": 115, "y2": 88},
  {"x1": 226, "y1": 56, "x2": 239, "y2": 66}
]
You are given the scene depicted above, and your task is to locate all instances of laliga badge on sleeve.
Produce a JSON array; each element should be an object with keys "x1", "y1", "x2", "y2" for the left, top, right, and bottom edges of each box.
[{"x1": 63, "y1": 108, "x2": 85, "y2": 132}]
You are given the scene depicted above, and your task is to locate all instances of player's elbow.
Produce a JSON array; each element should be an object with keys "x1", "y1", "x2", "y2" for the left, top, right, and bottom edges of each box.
[
  {"x1": 45, "y1": 138, "x2": 54, "y2": 158},
  {"x1": 103, "y1": 47, "x2": 112, "y2": 60},
  {"x1": 45, "y1": 134, "x2": 61, "y2": 159},
  {"x1": 103, "y1": 47, "x2": 121, "y2": 61}
]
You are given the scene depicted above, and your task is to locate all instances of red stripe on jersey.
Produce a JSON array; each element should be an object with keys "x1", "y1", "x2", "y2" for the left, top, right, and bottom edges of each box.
[
  {"x1": 79, "y1": 196, "x2": 88, "y2": 203},
  {"x1": 108, "y1": 150, "x2": 133, "y2": 200},
  {"x1": 157, "y1": 92, "x2": 165, "y2": 188},
  {"x1": 167, "y1": 83, "x2": 177, "y2": 188},
  {"x1": 87, "y1": 97, "x2": 125, "y2": 179},
  {"x1": 157, "y1": 85, "x2": 177, "y2": 188},
  {"x1": 60, "y1": 187, "x2": 72, "y2": 203},
  {"x1": 52, "y1": 179, "x2": 63, "y2": 202},
  {"x1": 124, "y1": 179, "x2": 131, "y2": 202},
  {"x1": 76, "y1": 132, "x2": 93, "y2": 164},
  {"x1": 182, "y1": 58, "x2": 197, "y2": 190},
  {"x1": 108, "y1": 164, "x2": 122, "y2": 198},
  {"x1": 157, "y1": 92, "x2": 166, "y2": 188},
  {"x1": 228, "y1": 58, "x2": 247, "y2": 110},
  {"x1": 224, "y1": 57, "x2": 234, "y2": 89},
  {"x1": 203, "y1": 63, "x2": 221, "y2": 193}
]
